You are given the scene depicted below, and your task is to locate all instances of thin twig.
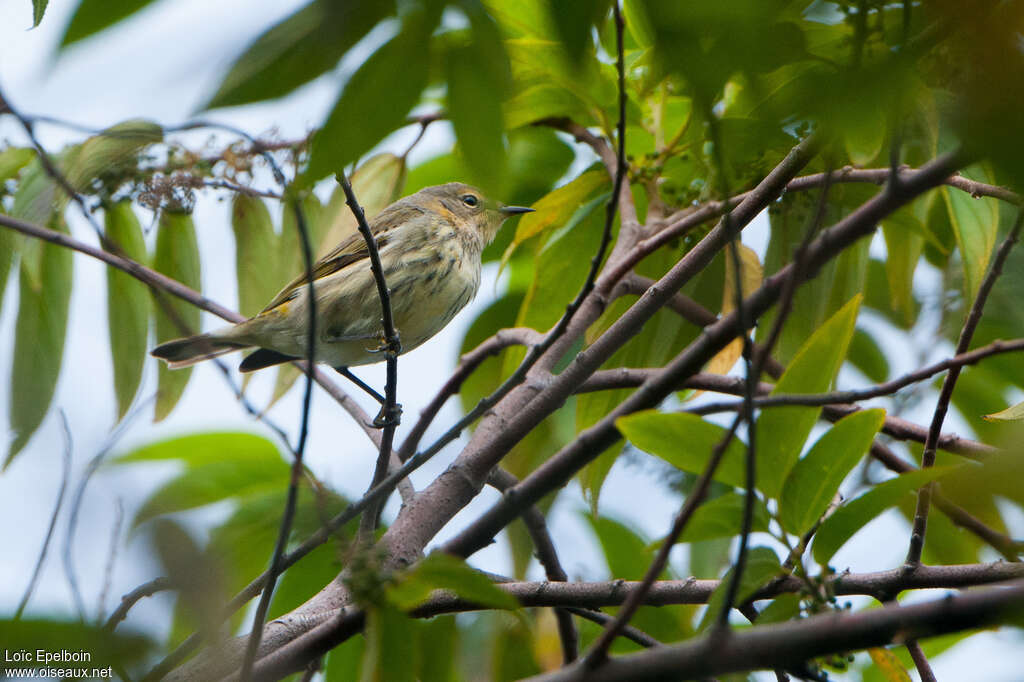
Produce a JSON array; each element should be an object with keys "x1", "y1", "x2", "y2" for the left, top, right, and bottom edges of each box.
[
  {"x1": 240, "y1": 194, "x2": 318, "y2": 682},
  {"x1": 96, "y1": 498, "x2": 124, "y2": 624},
  {"x1": 104, "y1": 577, "x2": 175, "y2": 631},
  {"x1": 696, "y1": 337, "x2": 1024, "y2": 413},
  {"x1": 335, "y1": 172, "x2": 401, "y2": 540},
  {"x1": 564, "y1": 608, "x2": 662, "y2": 648},
  {"x1": 906, "y1": 209, "x2": 1023, "y2": 565},
  {"x1": 906, "y1": 639, "x2": 937, "y2": 682},
  {"x1": 706, "y1": 112, "x2": 760, "y2": 630},
  {"x1": 15, "y1": 411, "x2": 73, "y2": 620}
]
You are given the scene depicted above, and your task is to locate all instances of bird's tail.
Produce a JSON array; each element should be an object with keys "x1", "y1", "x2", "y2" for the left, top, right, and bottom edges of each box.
[{"x1": 151, "y1": 333, "x2": 249, "y2": 369}]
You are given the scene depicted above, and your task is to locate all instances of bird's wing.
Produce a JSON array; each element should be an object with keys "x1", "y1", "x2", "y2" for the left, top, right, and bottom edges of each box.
[{"x1": 258, "y1": 203, "x2": 424, "y2": 314}]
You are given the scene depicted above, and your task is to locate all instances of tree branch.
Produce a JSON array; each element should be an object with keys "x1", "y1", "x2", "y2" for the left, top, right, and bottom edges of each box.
[
  {"x1": 524, "y1": 577, "x2": 1024, "y2": 682},
  {"x1": 240, "y1": 563, "x2": 1024, "y2": 681}
]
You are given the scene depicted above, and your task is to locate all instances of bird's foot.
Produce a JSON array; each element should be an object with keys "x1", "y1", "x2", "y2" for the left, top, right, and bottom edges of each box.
[{"x1": 372, "y1": 402, "x2": 403, "y2": 429}]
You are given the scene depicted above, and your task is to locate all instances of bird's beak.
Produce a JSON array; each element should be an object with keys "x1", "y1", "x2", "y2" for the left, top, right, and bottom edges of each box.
[{"x1": 499, "y1": 205, "x2": 534, "y2": 216}]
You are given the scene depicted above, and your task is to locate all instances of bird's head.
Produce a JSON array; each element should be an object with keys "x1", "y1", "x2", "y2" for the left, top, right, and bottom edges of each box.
[{"x1": 417, "y1": 182, "x2": 533, "y2": 245}]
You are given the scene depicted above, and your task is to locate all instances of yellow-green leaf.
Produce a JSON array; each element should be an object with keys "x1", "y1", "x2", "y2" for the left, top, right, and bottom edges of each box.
[
  {"x1": 755, "y1": 295, "x2": 861, "y2": 499},
  {"x1": 105, "y1": 202, "x2": 150, "y2": 420},
  {"x1": 152, "y1": 211, "x2": 201, "y2": 421},
  {"x1": 0, "y1": 147, "x2": 34, "y2": 182},
  {"x1": 507, "y1": 169, "x2": 608, "y2": 253},
  {"x1": 705, "y1": 243, "x2": 762, "y2": 376},
  {"x1": 868, "y1": 647, "x2": 912, "y2": 682},
  {"x1": 983, "y1": 399, "x2": 1024, "y2": 422}
]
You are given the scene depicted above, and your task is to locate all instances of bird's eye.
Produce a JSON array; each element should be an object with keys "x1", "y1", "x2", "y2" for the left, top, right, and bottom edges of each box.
[{"x1": 461, "y1": 194, "x2": 479, "y2": 207}]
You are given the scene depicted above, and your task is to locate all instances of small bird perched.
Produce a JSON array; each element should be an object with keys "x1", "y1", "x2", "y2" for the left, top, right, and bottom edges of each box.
[{"x1": 151, "y1": 182, "x2": 533, "y2": 375}]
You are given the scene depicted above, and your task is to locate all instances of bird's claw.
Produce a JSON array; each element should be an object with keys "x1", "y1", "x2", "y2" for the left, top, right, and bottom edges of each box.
[
  {"x1": 369, "y1": 331, "x2": 402, "y2": 356},
  {"x1": 372, "y1": 403, "x2": 403, "y2": 429}
]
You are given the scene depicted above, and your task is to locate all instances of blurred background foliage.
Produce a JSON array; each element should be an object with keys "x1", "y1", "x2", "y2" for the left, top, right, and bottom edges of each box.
[{"x1": 4, "y1": 0, "x2": 1024, "y2": 679}]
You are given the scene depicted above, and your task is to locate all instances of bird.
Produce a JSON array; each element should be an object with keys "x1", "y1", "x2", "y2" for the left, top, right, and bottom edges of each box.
[{"x1": 151, "y1": 182, "x2": 533, "y2": 395}]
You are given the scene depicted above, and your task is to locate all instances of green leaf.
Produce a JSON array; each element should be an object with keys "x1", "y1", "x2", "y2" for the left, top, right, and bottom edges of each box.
[
  {"x1": 621, "y1": 0, "x2": 654, "y2": 47},
  {"x1": 388, "y1": 553, "x2": 518, "y2": 611},
  {"x1": 504, "y1": 83, "x2": 592, "y2": 129},
  {"x1": 306, "y1": 11, "x2": 438, "y2": 182},
  {"x1": 152, "y1": 211, "x2": 201, "y2": 421},
  {"x1": 63, "y1": 119, "x2": 163, "y2": 192},
  {"x1": 112, "y1": 431, "x2": 288, "y2": 527},
  {"x1": 152, "y1": 519, "x2": 226, "y2": 641},
  {"x1": 779, "y1": 409, "x2": 885, "y2": 536},
  {"x1": 105, "y1": 201, "x2": 150, "y2": 420},
  {"x1": 942, "y1": 165, "x2": 999, "y2": 298},
  {"x1": 881, "y1": 219, "x2": 924, "y2": 327},
  {"x1": 755, "y1": 294, "x2": 861, "y2": 499},
  {"x1": 204, "y1": 0, "x2": 395, "y2": 109},
  {"x1": 231, "y1": 194, "x2": 280, "y2": 317},
  {"x1": 447, "y1": 3, "x2": 510, "y2": 192},
  {"x1": 698, "y1": 546, "x2": 781, "y2": 631},
  {"x1": 12, "y1": 158, "x2": 60, "y2": 228},
  {"x1": 6, "y1": 218, "x2": 72, "y2": 466},
  {"x1": 417, "y1": 616, "x2": 457, "y2": 682},
  {"x1": 31, "y1": 0, "x2": 49, "y2": 27},
  {"x1": 507, "y1": 170, "x2": 607, "y2": 253},
  {"x1": 545, "y1": 0, "x2": 609, "y2": 65},
  {"x1": 679, "y1": 492, "x2": 770, "y2": 543},
  {"x1": 812, "y1": 466, "x2": 955, "y2": 565},
  {"x1": 848, "y1": 327, "x2": 889, "y2": 384},
  {"x1": 508, "y1": 191, "x2": 608, "y2": 351},
  {"x1": 362, "y1": 605, "x2": 419, "y2": 682},
  {"x1": 617, "y1": 411, "x2": 748, "y2": 489},
  {"x1": 0, "y1": 618, "x2": 151, "y2": 669},
  {"x1": 0, "y1": 226, "x2": 17, "y2": 318},
  {"x1": 756, "y1": 593, "x2": 801, "y2": 624},
  {"x1": 325, "y1": 636, "x2": 364, "y2": 682},
  {"x1": 578, "y1": 244, "x2": 711, "y2": 509},
  {"x1": 61, "y1": 0, "x2": 158, "y2": 46},
  {"x1": 319, "y1": 153, "x2": 407, "y2": 259},
  {"x1": 587, "y1": 514, "x2": 656, "y2": 580},
  {"x1": 504, "y1": 37, "x2": 616, "y2": 126},
  {"x1": 0, "y1": 147, "x2": 34, "y2": 181}
]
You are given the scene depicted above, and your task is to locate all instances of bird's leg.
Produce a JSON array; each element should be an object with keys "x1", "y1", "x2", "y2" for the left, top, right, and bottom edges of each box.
[
  {"x1": 362, "y1": 330, "x2": 403, "y2": 427},
  {"x1": 334, "y1": 366, "x2": 386, "y2": 404},
  {"x1": 333, "y1": 366, "x2": 403, "y2": 428}
]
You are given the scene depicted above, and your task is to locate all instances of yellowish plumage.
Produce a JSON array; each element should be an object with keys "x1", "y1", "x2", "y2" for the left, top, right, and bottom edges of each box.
[{"x1": 151, "y1": 183, "x2": 532, "y2": 371}]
